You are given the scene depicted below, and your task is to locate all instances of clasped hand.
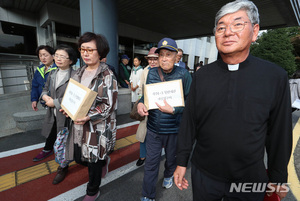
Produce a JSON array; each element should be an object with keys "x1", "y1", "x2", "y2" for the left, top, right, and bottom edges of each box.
[
  {"x1": 42, "y1": 95, "x2": 54, "y2": 107},
  {"x1": 58, "y1": 109, "x2": 90, "y2": 125}
]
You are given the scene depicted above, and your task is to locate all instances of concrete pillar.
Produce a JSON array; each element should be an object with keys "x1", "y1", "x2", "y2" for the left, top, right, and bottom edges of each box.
[
  {"x1": 51, "y1": 21, "x2": 57, "y2": 48},
  {"x1": 79, "y1": 0, "x2": 118, "y2": 74}
]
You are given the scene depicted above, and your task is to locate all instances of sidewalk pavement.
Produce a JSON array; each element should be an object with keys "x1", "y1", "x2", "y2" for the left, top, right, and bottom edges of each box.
[
  {"x1": 56, "y1": 111, "x2": 300, "y2": 201},
  {"x1": 0, "y1": 113, "x2": 135, "y2": 152},
  {"x1": 1, "y1": 112, "x2": 300, "y2": 201},
  {"x1": 72, "y1": 111, "x2": 300, "y2": 201},
  {"x1": 0, "y1": 113, "x2": 141, "y2": 201},
  {"x1": 80, "y1": 156, "x2": 193, "y2": 201}
]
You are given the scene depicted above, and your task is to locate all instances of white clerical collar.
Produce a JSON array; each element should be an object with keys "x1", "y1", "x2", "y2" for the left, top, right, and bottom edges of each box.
[{"x1": 228, "y1": 64, "x2": 239, "y2": 71}]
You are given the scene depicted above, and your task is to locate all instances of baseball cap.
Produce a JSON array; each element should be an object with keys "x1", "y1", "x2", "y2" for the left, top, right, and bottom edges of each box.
[
  {"x1": 121, "y1": 54, "x2": 130, "y2": 60},
  {"x1": 155, "y1": 38, "x2": 178, "y2": 53},
  {"x1": 145, "y1": 47, "x2": 158, "y2": 59}
]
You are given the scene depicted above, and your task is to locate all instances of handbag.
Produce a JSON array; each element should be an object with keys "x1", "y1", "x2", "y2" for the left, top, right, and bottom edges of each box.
[
  {"x1": 130, "y1": 99, "x2": 145, "y2": 121},
  {"x1": 81, "y1": 121, "x2": 116, "y2": 162},
  {"x1": 130, "y1": 67, "x2": 165, "y2": 121},
  {"x1": 53, "y1": 118, "x2": 71, "y2": 168},
  {"x1": 136, "y1": 116, "x2": 147, "y2": 142}
]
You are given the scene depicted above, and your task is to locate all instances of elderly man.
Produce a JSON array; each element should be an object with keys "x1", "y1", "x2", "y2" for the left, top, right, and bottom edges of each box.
[
  {"x1": 175, "y1": 48, "x2": 186, "y2": 68},
  {"x1": 174, "y1": 0, "x2": 292, "y2": 201},
  {"x1": 118, "y1": 54, "x2": 130, "y2": 88},
  {"x1": 138, "y1": 38, "x2": 192, "y2": 201}
]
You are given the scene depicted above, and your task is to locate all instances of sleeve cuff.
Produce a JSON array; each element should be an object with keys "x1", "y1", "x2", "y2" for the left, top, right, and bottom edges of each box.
[
  {"x1": 88, "y1": 114, "x2": 97, "y2": 122},
  {"x1": 40, "y1": 92, "x2": 47, "y2": 98},
  {"x1": 139, "y1": 96, "x2": 144, "y2": 104},
  {"x1": 176, "y1": 155, "x2": 189, "y2": 167},
  {"x1": 267, "y1": 169, "x2": 288, "y2": 183},
  {"x1": 53, "y1": 99, "x2": 61, "y2": 110}
]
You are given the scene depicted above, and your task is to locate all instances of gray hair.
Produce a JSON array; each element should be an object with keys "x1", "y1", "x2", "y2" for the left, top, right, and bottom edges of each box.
[{"x1": 214, "y1": 0, "x2": 259, "y2": 31}]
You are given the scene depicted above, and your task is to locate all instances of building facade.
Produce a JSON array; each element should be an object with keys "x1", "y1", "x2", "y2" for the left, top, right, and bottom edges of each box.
[
  {"x1": 176, "y1": 37, "x2": 218, "y2": 70},
  {"x1": 0, "y1": 1, "x2": 218, "y2": 94}
]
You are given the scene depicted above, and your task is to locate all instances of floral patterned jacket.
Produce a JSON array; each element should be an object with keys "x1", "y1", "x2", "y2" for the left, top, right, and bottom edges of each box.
[{"x1": 65, "y1": 62, "x2": 118, "y2": 161}]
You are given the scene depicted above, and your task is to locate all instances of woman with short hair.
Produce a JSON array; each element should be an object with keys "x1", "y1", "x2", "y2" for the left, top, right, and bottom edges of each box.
[{"x1": 64, "y1": 32, "x2": 118, "y2": 201}]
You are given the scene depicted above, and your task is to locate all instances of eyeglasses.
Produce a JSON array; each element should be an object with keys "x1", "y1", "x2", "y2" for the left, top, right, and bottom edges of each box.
[
  {"x1": 78, "y1": 48, "x2": 97, "y2": 54},
  {"x1": 54, "y1": 54, "x2": 69, "y2": 60},
  {"x1": 214, "y1": 20, "x2": 251, "y2": 36},
  {"x1": 148, "y1": 58, "x2": 158, "y2": 61}
]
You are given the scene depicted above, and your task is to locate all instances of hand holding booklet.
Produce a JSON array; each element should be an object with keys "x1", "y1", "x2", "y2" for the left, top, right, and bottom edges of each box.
[
  {"x1": 61, "y1": 78, "x2": 97, "y2": 121},
  {"x1": 144, "y1": 79, "x2": 184, "y2": 110}
]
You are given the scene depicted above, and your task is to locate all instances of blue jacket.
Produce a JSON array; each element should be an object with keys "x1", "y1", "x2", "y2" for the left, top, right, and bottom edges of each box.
[
  {"x1": 141, "y1": 66, "x2": 192, "y2": 134},
  {"x1": 31, "y1": 63, "x2": 57, "y2": 103},
  {"x1": 175, "y1": 61, "x2": 186, "y2": 68}
]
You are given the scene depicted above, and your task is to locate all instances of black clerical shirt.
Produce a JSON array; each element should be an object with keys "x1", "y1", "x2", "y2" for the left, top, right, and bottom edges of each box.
[{"x1": 177, "y1": 54, "x2": 292, "y2": 183}]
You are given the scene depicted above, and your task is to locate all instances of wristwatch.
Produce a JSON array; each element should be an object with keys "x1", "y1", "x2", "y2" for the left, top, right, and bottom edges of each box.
[{"x1": 172, "y1": 107, "x2": 175, "y2": 114}]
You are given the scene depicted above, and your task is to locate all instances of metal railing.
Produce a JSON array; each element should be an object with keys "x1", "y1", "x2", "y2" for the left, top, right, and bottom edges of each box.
[{"x1": 0, "y1": 53, "x2": 40, "y2": 95}]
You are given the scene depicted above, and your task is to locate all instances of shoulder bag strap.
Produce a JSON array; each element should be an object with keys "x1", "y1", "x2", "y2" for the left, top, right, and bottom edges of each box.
[
  {"x1": 64, "y1": 117, "x2": 71, "y2": 128},
  {"x1": 158, "y1": 67, "x2": 165, "y2": 82}
]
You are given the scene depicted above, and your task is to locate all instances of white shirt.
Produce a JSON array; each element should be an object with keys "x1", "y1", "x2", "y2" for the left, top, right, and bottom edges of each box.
[{"x1": 129, "y1": 66, "x2": 144, "y2": 102}]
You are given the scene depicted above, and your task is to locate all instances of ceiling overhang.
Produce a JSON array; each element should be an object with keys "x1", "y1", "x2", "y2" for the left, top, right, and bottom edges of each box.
[{"x1": 0, "y1": 0, "x2": 299, "y2": 40}]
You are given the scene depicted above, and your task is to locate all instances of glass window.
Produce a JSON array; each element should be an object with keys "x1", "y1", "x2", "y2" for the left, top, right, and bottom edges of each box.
[
  {"x1": 0, "y1": 21, "x2": 37, "y2": 55},
  {"x1": 207, "y1": 37, "x2": 211, "y2": 43},
  {"x1": 194, "y1": 56, "x2": 199, "y2": 64},
  {"x1": 205, "y1": 57, "x2": 209, "y2": 65},
  {"x1": 118, "y1": 36, "x2": 157, "y2": 67},
  {"x1": 55, "y1": 22, "x2": 79, "y2": 39},
  {"x1": 182, "y1": 54, "x2": 189, "y2": 63}
]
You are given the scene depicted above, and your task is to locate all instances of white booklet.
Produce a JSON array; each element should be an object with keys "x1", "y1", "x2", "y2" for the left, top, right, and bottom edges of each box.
[
  {"x1": 144, "y1": 79, "x2": 184, "y2": 110},
  {"x1": 292, "y1": 99, "x2": 300, "y2": 109}
]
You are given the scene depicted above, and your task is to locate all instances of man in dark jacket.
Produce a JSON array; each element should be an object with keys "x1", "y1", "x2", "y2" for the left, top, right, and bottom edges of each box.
[
  {"x1": 174, "y1": 1, "x2": 292, "y2": 201},
  {"x1": 118, "y1": 54, "x2": 130, "y2": 88},
  {"x1": 137, "y1": 38, "x2": 192, "y2": 201}
]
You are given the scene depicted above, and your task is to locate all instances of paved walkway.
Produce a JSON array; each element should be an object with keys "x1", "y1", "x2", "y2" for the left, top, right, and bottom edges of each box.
[
  {"x1": 0, "y1": 114, "x2": 141, "y2": 201},
  {"x1": 1, "y1": 112, "x2": 300, "y2": 200}
]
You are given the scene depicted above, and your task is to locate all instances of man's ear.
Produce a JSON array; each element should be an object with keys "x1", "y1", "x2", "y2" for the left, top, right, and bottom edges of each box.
[{"x1": 252, "y1": 24, "x2": 260, "y2": 42}]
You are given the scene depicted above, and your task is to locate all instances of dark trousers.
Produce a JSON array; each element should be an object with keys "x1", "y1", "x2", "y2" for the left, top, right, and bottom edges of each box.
[
  {"x1": 120, "y1": 82, "x2": 128, "y2": 88},
  {"x1": 44, "y1": 117, "x2": 57, "y2": 151},
  {"x1": 191, "y1": 163, "x2": 265, "y2": 201},
  {"x1": 74, "y1": 144, "x2": 105, "y2": 196},
  {"x1": 142, "y1": 129, "x2": 177, "y2": 199}
]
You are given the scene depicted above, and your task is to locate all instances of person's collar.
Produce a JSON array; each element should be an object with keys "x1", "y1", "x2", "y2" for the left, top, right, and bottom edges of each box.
[
  {"x1": 133, "y1": 66, "x2": 143, "y2": 72},
  {"x1": 57, "y1": 68, "x2": 69, "y2": 72},
  {"x1": 219, "y1": 54, "x2": 252, "y2": 71},
  {"x1": 228, "y1": 64, "x2": 239, "y2": 71}
]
